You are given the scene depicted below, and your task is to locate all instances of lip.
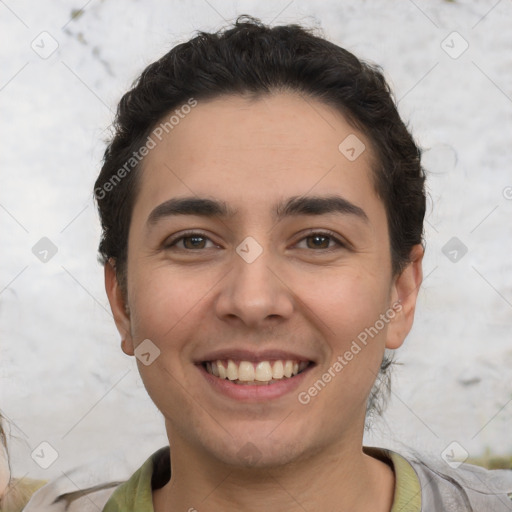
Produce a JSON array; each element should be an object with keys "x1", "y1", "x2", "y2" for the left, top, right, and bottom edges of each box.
[
  {"x1": 195, "y1": 348, "x2": 314, "y2": 364},
  {"x1": 197, "y1": 361, "x2": 315, "y2": 402}
]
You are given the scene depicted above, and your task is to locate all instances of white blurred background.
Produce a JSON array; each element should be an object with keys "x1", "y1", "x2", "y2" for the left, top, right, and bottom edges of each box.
[{"x1": 1, "y1": 0, "x2": 511, "y2": 481}]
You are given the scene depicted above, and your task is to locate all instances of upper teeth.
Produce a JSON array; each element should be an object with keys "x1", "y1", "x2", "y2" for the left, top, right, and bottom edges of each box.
[{"x1": 205, "y1": 360, "x2": 309, "y2": 382}]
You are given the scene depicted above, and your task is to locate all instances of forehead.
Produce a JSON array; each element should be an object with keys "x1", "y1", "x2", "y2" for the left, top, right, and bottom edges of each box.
[{"x1": 133, "y1": 93, "x2": 383, "y2": 222}]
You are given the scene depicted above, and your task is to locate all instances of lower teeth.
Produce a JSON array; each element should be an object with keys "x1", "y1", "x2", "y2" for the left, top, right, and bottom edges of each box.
[
  {"x1": 233, "y1": 379, "x2": 274, "y2": 385},
  {"x1": 209, "y1": 373, "x2": 300, "y2": 385}
]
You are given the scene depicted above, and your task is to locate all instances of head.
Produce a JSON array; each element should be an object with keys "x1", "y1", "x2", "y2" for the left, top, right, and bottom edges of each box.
[{"x1": 97, "y1": 17, "x2": 425, "y2": 468}]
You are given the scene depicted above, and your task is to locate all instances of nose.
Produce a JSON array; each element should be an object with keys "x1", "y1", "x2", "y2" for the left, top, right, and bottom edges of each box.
[{"x1": 214, "y1": 243, "x2": 294, "y2": 328}]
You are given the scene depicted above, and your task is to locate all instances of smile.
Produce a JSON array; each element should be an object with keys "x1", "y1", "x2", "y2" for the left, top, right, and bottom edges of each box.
[{"x1": 203, "y1": 359, "x2": 311, "y2": 385}]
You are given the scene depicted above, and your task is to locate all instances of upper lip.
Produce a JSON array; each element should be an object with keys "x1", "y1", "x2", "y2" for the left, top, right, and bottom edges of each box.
[{"x1": 196, "y1": 349, "x2": 315, "y2": 364}]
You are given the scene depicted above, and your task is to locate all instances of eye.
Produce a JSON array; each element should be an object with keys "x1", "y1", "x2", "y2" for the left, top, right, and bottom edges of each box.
[
  {"x1": 164, "y1": 232, "x2": 218, "y2": 250},
  {"x1": 295, "y1": 231, "x2": 345, "y2": 250}
]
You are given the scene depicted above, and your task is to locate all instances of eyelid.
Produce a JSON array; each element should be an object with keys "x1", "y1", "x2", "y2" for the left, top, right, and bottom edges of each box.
[
  {"x1": 163, "y1": 230, "x2": 220, "y2": 249},
  {"x1": 162, "y1": 229, "x2": 348, "y2": 251},
  {"x1": 293, "y1": 229, "x2": 347, "y2": 250}
]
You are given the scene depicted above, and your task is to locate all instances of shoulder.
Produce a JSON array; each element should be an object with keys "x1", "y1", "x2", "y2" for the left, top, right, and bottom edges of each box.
[
  {"x1": 0, "y1": 478, "x2": 46, "y2": 512},
  {"x1": 403, "y1": 451, "x2": 512, "y2": 511},
  {"x1": 22, "y1": 451, "x2": 137, "y2": 512},
  {"x1": 102, "y1": 447, "x2": 169, "y2": 512}
]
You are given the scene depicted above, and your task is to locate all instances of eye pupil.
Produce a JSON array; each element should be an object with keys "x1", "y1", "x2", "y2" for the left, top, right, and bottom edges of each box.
[
  {"x1": 172, "y1": 233, "x2": 338, "y2": 252},
  {"x1": 308, "y1": 235, "x2": 329, "y2": 249},
  {"x1": 184, "y1": 236, "x2": 206, "y2": 249}
]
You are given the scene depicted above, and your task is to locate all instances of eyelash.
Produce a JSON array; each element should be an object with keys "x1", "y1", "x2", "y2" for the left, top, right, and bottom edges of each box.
[
  {"x1": 164, "y1": 230, "x2": 346, "y2": 252},
  {"x1": 164, "y1": 231, "x2": 217, "y2": 250},
  {"x1": 297, "y1": 231, "x2": 346, "y2": 251}
]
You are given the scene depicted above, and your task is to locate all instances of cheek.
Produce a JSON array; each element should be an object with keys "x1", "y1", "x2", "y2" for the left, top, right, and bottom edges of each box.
[
  {"x1": 127, "y1": 265, "x2": 206, "y2": 343},
  {"x1": 127, "y1": 270, "x2": 198, "y2": 413},
  {"x1": 295, "y1": 278, "x2": 390, "y2": 422},
  {"x1": 299, "y1": 267, "x2": 391, "y2": 341},
  {"x1": 299, "y1": 268, "x2": 391, "y2": 393}
]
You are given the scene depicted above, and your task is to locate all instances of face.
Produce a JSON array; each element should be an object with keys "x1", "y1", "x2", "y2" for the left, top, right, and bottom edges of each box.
[{"x1": 106, "y1": 92, "x2": 422, "y2": 468}]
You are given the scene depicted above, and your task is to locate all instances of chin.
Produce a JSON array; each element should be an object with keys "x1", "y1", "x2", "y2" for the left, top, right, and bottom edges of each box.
[{"x1": 204, "y1": 434, "x2": 311, "y2": 469}]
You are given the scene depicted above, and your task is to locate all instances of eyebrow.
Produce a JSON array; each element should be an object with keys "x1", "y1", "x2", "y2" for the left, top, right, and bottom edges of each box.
[
  {"x1": 147, "y1": 197, "x2": 236, "y2": 226},
  {"x1": 146, "y1": 194, "x2": 369, "y2": 227},
  {"x1": 276, "y1": 195, "x2": 368, "y2": 222}
]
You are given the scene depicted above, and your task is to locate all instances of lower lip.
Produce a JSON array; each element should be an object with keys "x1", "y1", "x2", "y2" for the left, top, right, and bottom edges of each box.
[{"x1": 197, "y1": 364, "x2": 313, "y2": 401}]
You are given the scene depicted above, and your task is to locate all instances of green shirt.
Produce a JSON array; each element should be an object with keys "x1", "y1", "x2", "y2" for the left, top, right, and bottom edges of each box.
[{"x1": 103, "y1": 446, "x2": 422, "y2": 511}]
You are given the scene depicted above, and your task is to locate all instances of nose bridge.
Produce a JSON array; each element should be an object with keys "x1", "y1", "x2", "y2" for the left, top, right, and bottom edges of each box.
[{"x1": 215, "y1": 238, "x2": 293, "y2": 325}]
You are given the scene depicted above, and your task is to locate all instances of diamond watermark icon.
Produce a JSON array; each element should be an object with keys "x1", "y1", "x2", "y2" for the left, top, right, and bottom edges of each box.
[
  {"x1": 236, "y1": 236, "x2": 263, "y2": 264},
  {"x1": 237, "y1": 442, "x2": 262, "y2": 464},
  {"x1": 441, "y1": 31, "x2": 469, "y2": 59},
  {"x1": 441, "y1": 441, "x2": 469, "y2": 469},
  {"x1": 31, "y1": 441, "x2": 59, "y2": 469},
  {"x1": 134, "y1": 339, "x2": 161, "y2": 366},
  {"x1": 31, "y1": 31, "x2": 59, "y2": 59},
  {"x1": 338, "y1": 134, "x2": 366, "y2": 162},
  {"x1": 32, "y1": 237, "x2": 58, "y2": 263},
  {"x1": 442, "y1": 236, "x2": 468, "y2": 263}
]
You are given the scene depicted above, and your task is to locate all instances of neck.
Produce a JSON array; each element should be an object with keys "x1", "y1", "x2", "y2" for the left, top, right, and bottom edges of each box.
[{"x1": 153, "y1": 428, "x2": 395, "y2": 512}]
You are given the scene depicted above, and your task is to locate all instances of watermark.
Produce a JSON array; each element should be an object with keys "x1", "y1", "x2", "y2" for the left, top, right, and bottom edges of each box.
[
  {"x1": 441, "y1": 236, "x2": 468, "y2": 263},
  {"x1": 95, "y1": 98, "x2": 198, "y2": 200},
  {"x1": 503, "y1": 186, "x2": 512, "y2": 200},
  {"x1": 440, "y1": 31, "x2": 469, "y2": 60},
  {"x1": 134, "y1": 339, "x2": 161, "y2": 366},
  {"x1": 32, "y1": 236, "x2": 58, "y2": 263},
  {"x1": 31, "y1": 31, "x2": 59, "y2": 59},
  {"x1": 441, "y1": 441, "x2": 469, "y2": 469},
  {"x1": 297, "y1": 301, "x2": 402, "y2": 405},
  {"x1": 338, "y1": 134, "x2": 366, "y2": 162},
  {"x1": 237, "y1": 442, "x2": 263, "y2": 464},
  {"x1": 31, "y1": 441, "x2": 59, "y2": 469},
  {"x1": 236, "y1": 236, "x2": 263, "y2": 263}
]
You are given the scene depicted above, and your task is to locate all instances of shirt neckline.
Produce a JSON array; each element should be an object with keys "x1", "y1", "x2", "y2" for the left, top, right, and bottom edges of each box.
[{"x1": 104, "y1": 445, "x2": 422, "y2": 512}]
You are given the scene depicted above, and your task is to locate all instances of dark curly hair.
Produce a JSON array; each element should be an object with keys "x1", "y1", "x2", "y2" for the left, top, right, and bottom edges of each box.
[{"x1": 94, "y1": 15, "x2": 426, "y2": 418}]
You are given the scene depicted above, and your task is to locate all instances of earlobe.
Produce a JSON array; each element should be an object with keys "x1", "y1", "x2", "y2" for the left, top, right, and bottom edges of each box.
[
  {"x1": 385, "y1": 245, "x2": 424, "y2": 350},
  {"x1": 120, "y1": 338, "x2": 132, "y2": 355},
  {"x1": 104, "y1": 260, "x2": 135, "y2": 356}
]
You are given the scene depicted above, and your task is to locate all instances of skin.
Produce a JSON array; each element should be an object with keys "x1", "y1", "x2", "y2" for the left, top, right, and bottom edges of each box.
[
  {"x1": 106, "y1": 92, "x2": 423, "y2": 512},
  {"x1": 0, "y1": 438, "x2": 9, "y2": 502}
]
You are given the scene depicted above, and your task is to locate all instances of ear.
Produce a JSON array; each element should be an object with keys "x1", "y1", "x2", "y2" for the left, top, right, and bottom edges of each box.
[
  {"x1": 104, "y1": 260, "x2": 134, "y2": 356},
  {"x1": 385, "y1": 244, "x2": 424, "y2": 350}
]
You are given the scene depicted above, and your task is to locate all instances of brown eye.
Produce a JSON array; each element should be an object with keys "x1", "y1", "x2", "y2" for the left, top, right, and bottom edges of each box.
[
  {"x1": 164, "y1": 232, "x2": 217, "y2": 250},
  {"x1": 306, "y1": 234, "x2": 331, "y2": 249},
  {"x1": 295, "y1": 232, "x2": 344, "y2": 251},
  {"x1": 182, "y1": 235, "x2": 207, "y2": 249}
]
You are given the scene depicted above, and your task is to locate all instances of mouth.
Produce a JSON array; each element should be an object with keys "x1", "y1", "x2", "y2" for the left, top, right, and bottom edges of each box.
[{"x1": 201, "y1": 359, "x2": 312, "y2": 386}]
